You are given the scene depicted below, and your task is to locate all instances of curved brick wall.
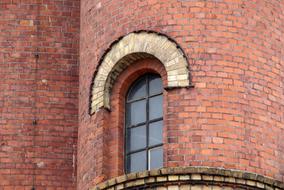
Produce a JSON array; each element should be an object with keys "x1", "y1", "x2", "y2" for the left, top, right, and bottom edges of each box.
[
  {"x1": 91, "y1": 167, "x2": 284, "y2": 190},
  {"x1": 0, "y1": 1, "x2": 79, "y2": 189},
  {"x1": 79, "y1": 0, "x2": 284, "y2": 189}
]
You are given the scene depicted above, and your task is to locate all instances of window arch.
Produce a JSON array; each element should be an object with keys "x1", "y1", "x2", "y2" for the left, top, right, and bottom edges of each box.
[
  {"x1": 90, "y1": 31, "x2": 191, "y2": 115},
  {"x1": 125, "y1": 73, "x2": 163, "y2": 173}
]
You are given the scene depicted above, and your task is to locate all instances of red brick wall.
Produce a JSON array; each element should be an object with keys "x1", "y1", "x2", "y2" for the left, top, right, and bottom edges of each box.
[
  {"x1": 79, "y1": 0, "x2": 284, "y2": 189},
  {"x1": 0, "y1": 0, "x2": 79, "y2": 189}
]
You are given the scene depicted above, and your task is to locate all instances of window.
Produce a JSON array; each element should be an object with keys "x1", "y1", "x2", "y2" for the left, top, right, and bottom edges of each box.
[{"x1": 125, "y1": 73, "x2": 163, "y2": 173}]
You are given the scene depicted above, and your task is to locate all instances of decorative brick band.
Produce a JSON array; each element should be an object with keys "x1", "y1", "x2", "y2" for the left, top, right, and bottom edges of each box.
[
  {"x1": 90, "y1": 167, "x2": 284, "y2": 190},
  {"x1": 90, "y1": 31, "x2": 190, "y2": 114}
]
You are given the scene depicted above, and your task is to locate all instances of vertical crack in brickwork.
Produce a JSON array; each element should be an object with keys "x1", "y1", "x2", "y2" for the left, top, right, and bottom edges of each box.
[{"x1": 30, "y1": 2, "x2": 41, "y2": 189}]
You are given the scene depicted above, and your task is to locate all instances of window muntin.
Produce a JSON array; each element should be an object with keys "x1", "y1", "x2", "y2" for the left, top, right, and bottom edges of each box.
[{"x1": 125, "y1": 74, "x2": 163, "y2": 173}]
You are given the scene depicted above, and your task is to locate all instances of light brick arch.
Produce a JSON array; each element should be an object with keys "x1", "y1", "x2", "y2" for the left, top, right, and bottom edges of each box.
[{"x1": 90, "y1": 31, "x2": 191, "y2": 114}]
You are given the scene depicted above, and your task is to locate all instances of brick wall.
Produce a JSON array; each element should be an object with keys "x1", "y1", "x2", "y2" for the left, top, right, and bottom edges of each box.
[
  {"x1": 79, "y1": 0, "x2": 284, "y2": 189},
  {"x1": 90, "y1": 167, "x2": 284, "y2": 190},
  {"x1": 0, "y1": 0, "x2": 80, "y2": 189}
]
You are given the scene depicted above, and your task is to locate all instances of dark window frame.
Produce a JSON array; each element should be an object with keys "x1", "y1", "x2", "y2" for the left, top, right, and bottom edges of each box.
[{"x1": 125, "y1": 73, "x2": 163, "y2": 173}]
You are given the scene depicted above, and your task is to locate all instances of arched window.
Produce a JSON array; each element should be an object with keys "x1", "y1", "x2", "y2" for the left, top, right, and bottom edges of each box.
[{"x1": 125, "y1": 73, "x2": 163, "y2": 173}]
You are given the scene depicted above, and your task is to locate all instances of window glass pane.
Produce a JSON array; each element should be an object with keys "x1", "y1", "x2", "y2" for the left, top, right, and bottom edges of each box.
[
  {"x1": 149, "y1": 75, "x2": 162, "y2": 95},
  {"x1": 149, "y1": 147, "x2": 163, "y2": 170},
  {"x1": 126, "y1": 100, "x2": 146, "y2": 126},
  {"x1": 149, "y1": 95, "x2": 163, "y2": 120},
  {"x1": 127, "y1": 77, "x2": 146, "y2": 101},
  {"x1": 128, "y1": 125, "x2": 146, "y2": 152},
  {"x1": 128, "y1": 151, "x2": 147, "y2": 173},
  {"x1": 149, "y1": 121, "x2": 163, "y2": 146},
  {"x1": 125, "y1": 74, "x2": 164, "y2": 173}
]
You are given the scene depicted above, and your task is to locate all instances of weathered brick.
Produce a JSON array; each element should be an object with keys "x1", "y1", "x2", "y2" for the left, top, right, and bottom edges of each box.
[
  {"x1": 1, "y1": 0, "x2": 79, "y2": 189},
  {"x1": 78, "y1": 0, "x2": 284, "y2": 190}
]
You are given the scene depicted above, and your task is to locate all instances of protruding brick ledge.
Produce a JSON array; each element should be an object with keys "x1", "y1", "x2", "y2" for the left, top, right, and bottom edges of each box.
[{"x1": 90, "y1": 167, "x2": 284, "y2": 190}]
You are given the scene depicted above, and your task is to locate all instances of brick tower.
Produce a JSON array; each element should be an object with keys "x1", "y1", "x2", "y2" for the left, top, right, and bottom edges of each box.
[
  {"x1": 79, "y1": 0, "x2": 284, "y2": 190},
  {"x1": 1, "y1": 0, "x2": 79, "y2": 189},
  {"x1": 1, "y1": 0, "x2": 284, "y2": 190}
]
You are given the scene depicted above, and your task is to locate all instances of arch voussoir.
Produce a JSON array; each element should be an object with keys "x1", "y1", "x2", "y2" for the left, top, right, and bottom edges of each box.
[{"x1": 90, "y1": 31, "x2": 191, "y2": 114}]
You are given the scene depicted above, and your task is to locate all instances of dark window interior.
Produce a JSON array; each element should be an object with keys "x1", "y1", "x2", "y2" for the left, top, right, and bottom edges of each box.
[{"x1": 125, "y1": 74, "x2": 163, "y2": 173}]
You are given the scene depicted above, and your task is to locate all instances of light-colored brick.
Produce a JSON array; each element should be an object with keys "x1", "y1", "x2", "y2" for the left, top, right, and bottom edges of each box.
[{"x1": 90, "y1": 32, "x2": 190, "y2": 114}]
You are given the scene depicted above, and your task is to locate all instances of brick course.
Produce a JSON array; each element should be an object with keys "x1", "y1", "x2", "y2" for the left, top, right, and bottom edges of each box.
[
  {"x1": 90, "y1": 167, "x2": 284, "y2": 190},
  {"x1": 79, "y1": 0, "x2": 284, "y2": 190}
]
